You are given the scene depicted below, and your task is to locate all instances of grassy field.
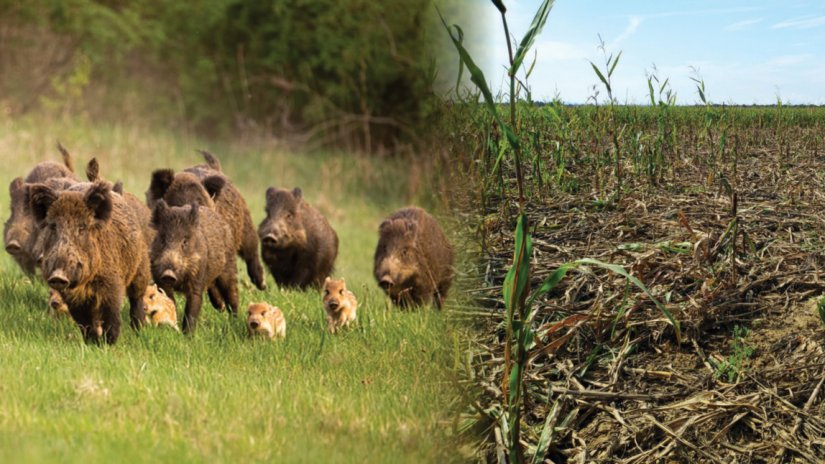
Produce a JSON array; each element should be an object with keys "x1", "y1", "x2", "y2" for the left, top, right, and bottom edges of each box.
[{"x1": 0, "y1": 116, "x2": 462, "y2": 463}]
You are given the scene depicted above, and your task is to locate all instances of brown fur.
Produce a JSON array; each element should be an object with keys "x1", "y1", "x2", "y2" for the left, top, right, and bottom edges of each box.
[
  {"x1": 150, "y1": 200, "x2": 238, "y2": 333},
  {"x1": 5, "y1": 157, "x2": 79, "y2": 275},
  {"x1": 48, "y1": 288, "x2": 69, "y2": 316},
  {"x1": 143, "y1": 284, "x2": 178, "y2": 330},
  {"x1": 84, "y1": 158, "x2": 154, "y2": 245},
  {"x1": 374, "y1": 207, "x2": 454, "y2": 308},
  {"x1": 146, "y1": 151, "x2": 265, "y2": 290},
  {"x1": 258, "y1": 187, "x2": 338, "y2": 289},
  {"x1": 323, "y1": 277, "x2": 357, "y2": 333},
  {"x1": 246, "y1": 302, "x2": 285, "y2": 339},
  {"x1": 30, "y1": 181, "x2": 151, "y2": 344}
]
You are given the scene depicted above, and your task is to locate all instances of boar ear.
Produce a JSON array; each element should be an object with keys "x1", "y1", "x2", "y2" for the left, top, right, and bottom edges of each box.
[
  {"x1": 292, "y1": 187, "x2": 302, "y2": 200},
  {"x1": 9, "y1": 177, "x2": 23, "y2": 195},
  {"x1": 188, "y1": 203, "x2": 199, "y2": 224},
  {"x1": 265, "y1": 187, "x2": 279, "y2": 205},
  {"x1": 113, "y1": 181, "x2": 124, "y2": 195},
  {"x1": 157, "y1": 286, "x2": 167, "y2": 297},
  {"x1": 85, "y1": 181, "x2": 113, "y2": 221},
  {"x1": 202, "y1": 176, "x2": 226, "y2": 200},
  {"x1": 324, "y1": 276, "x2": 331, "y2": 285},
  {"x1": 85, "y1": 158, "x2": 99, "y2": 182},
  {"x1": 151, "y1": 199, "x2": 170, "y2": 227},
  {"x1": 379, "y1": 219, "x2": 391, "y2": 231},
  {"x1": 149, "y1": 169, "x2": 175, "y2": 201},
  {"x1": 29, "y1": 184, "x2": 57, "y2": 223}
]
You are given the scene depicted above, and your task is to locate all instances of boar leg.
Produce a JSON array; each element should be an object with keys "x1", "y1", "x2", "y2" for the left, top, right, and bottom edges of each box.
[
  {"x1": 435, "y1": 281, "x2": 451, "y2": 310},
  {"x1": 100, "y1": 291, "x2": 123, "y2": 345},
  {"x1": 216, "y1": 258, "x2": 239, "y2": 315},
  {"x1": 181, "y1": 288, "x2": 204, "y2": 334},
  {"x1": 240, "y1": 227, "x2": 266, "y2": 290},
  {"x1": 207, "y1": 286, "x2": 225, "y2": 311},
  {"x1": 291, "y1": 258, "x2": 315, "y2": 289},
  {"x1": 69, "y1": 306, "x2": 98, "y2": 344},
  {"x1": 127, "y1": 261, "x2": 151, "y2": 330}
]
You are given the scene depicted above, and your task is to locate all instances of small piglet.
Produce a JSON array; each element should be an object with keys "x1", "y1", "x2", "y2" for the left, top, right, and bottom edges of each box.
[
  {"x1": 30, "y1": 181, "x2": 151, "y2": 344},
  {"x1": 247, "y1": 302, "x2": 286, "y2": 339},
  {"x1": 150, "y1": 200, "x2": 238, "y2": 333},
  {"x1": 323, "y1": 277, "x2": 357, "y2": 333},
  {"x1": 258, "y1": 187, "x2": 338, "y2": 289},
  {"x1": 374, "y1": 206, "x2": 454, "y2": 308},
  {"x1": 143, "y1": 284, "x2": 178, "y2": 330},
  {"x1": 48, "y1": 288, "x2": 69, "y2": 316}
]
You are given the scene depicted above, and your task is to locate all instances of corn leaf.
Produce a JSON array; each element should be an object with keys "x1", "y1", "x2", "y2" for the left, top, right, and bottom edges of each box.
[
  {"x1": 531, "y1": 399, "x2": 560, "y2": 464},
  {"x1": 438, "y1": 9, "x2": 520, "y2": 150},
  {"x1": 608, "y1": 50, "x2": 622, "y2": 77},
  {"x1": 590, "y1": 62, "x2": 611, "y2": 94},
  {"x1": 510, "y1": 0, "x2": 556, "y2": 75},
  {"x1": 575, "y1": 258, "x2": 682, "y2": 342}
]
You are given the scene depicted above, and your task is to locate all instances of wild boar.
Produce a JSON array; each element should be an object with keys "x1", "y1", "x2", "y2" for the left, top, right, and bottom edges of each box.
[
  {"x1": 149, "y1": 200, "x2": 238, "y2": 333},
  {"x1": 374, "y1": 207, "x2": 454, "y2": 308},
  {"x1": 258, "y1": 187, "x2": 338, "y2": 289},
  {"x1": 146, "y1": 151, "x2": 266, "y2": 290},
  {"x1": 143, "y1": 284, "x2": 178, "y2": 330},
  {"x1": 4, "y1": 150, "x2": 78, "y2": 274},
  {"x1": 246, "y1": 302, "x2": 286, "y2": 339},
  {"x1": 30, "y1": 180, "x2": 151, "y2": 344},
  {"x1": 323, "y1": 277, "x2": 357, "y2": 333}
]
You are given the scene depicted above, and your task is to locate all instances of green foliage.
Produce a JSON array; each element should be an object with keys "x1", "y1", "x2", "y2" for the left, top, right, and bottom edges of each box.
[
  {"x1": 817, "y1": 297, "x2": 825, "y2": 326},
  {"x1": 0, "y1": 0, "x2": 442, "y2": 151},
  {"x1": 713, "y1": 325, "x2": 754, "y2": 383}
]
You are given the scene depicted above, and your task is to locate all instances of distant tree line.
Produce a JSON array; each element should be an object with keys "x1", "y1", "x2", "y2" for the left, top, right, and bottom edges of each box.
[{"x1": 0, "y1": 0, "x2": 442, "y2": 153}]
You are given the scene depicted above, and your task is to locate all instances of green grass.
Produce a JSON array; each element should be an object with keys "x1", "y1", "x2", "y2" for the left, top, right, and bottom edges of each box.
[{"x1": 0, "y1": 116, "x2": 462, "y2": 463}]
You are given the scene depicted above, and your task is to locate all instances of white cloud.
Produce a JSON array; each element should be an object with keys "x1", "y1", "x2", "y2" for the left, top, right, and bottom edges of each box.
[
  {"x1": 771, "y1": 15, "x2": 825, "y2": 29},
  {"x1": 765, "y1": 54, "x2": 815, "y2": 66},
  {"x1": 724, "y1": 18, "x2": 763, "y2": 31},
  {"x1": 609, "y1": 16, "x2": 642, "y2": 48}
]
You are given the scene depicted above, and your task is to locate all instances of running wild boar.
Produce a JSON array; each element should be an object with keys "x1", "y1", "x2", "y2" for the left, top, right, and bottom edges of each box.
[
  {"x1": 258, "y1": 187, "x2": 338, "y2": 289},
  {"x1": 373, "y1": 207, "x2": 454, "y2": 308},
  {"x1": 149, "y1": 200, "x2": 238, "y2": 333},
  {"x1": 30, "y1": 181, "x2": 151, "y2": 344}
]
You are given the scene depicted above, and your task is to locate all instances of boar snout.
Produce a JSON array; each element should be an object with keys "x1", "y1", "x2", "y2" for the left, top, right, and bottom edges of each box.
[
  {"x1": 327, "y1": 299, "x2": 339, "y2": 310},
  {"x1": 249, "y1": 320, "x2": 259, "y2": 329},
  {"x1": 47, "y1": 270, "x2": 70, "y2": 289},
  {"x1": 262, "y1": 233, "x2": 279, "y2": 247},
  {"x1": 379, "y1": 276, "x2": 394, "y2": 290},
  {"x1": 160, "y1": 269, "x2": 178, "y2": 286},
  {"x1": 5, "y1": 239, "x2": 21, "y2": 254},
  {"x1": 49, "y1": 298, "x2": 62, "y2": 310}
]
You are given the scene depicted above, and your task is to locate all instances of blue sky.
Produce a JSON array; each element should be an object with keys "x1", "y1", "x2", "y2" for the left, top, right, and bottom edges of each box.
[{"x1": 459, "y1": 0, "x2": 825, "y2": 104}]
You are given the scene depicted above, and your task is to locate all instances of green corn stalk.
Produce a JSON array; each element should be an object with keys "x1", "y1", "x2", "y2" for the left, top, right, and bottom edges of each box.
[{"x1": 590, "y1": 39, "x2": 623, "y2": 198}]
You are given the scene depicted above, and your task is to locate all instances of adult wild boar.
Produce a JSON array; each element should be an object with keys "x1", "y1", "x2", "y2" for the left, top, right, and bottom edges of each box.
[
  {"x1": 29, "y1": 181, "x2": 151, "y2": 344},
  {"x1": 150, "y1": 200, "x2": 238, "y2": 333},
  {"x1": 146, "y1": 151, "x2": 266, "y2": 290},
  {"x1": 4, "y1": 149, "x2": 78, "y2": 274},
  {"x1": 374, "y1": 207, "x2": 454, "y2": 308},
  {"x1": 258, "y1": 187, "x2": 338, "y2": 289}
]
